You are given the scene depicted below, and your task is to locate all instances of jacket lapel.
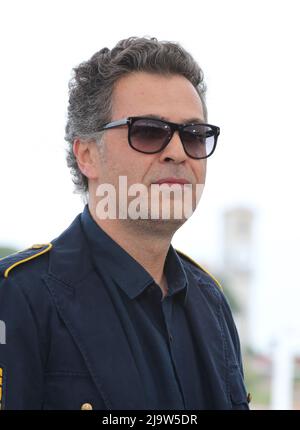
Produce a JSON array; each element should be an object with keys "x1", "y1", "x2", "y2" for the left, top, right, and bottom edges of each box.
[{"x1": 42, "y1": 215, "x2": 147, "y2": 409}]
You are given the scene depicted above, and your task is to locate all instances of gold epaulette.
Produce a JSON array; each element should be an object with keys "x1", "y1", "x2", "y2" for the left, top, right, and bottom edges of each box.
[
  {"x1": 0, "y1": 243, "x2": 52, "y2": 279},
  {"x1": 176, "y1": 249, "x2": 223, "y2": 291}
]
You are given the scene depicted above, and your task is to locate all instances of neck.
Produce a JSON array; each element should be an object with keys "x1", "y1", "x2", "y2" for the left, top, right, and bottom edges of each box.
[{"x1": 88, "y1": 202, "x2": 173, "y2": 297}]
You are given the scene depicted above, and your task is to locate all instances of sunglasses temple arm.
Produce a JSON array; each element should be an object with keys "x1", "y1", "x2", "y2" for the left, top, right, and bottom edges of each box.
[{"x1": 99, "y1": 118, "x2": 129, "y2": 131}]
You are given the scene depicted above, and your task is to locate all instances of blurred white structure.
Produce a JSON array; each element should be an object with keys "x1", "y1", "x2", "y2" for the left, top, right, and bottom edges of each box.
[
  {"x1": 221, "y1": 207, "x2": 255, "y2": 348},
  {"x1": 271, "y1": 330, "x2": 300, "y2": 410}
]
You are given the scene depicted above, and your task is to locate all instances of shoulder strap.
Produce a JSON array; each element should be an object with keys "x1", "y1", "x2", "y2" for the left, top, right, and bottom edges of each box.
[
  {"x1": 0, "y1": 243, "x2": 52, "y2": 278},
  {"x1": 176, "y1": 249, "x2": 223, "y2": 291}
]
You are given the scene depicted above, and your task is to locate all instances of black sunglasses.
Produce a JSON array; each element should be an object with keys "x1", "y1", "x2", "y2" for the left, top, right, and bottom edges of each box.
[{"x1": 98, "y1": 116, "x2": 220, "y2": 160}]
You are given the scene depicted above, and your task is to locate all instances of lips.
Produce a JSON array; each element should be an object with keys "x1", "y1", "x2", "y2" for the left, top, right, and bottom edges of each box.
[{"x1": 153, "y1": 177, "x2": 190, "y2": 185}]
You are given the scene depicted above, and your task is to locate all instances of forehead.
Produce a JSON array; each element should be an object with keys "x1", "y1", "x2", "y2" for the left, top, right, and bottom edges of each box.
[{"x1": 111, "y1": 72, "x2": 204, "y2": 122}]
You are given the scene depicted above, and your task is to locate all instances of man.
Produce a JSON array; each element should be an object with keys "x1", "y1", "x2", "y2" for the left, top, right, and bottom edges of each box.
[{"x1": 0, "y1": 37, "x2": 249, "y2": 410}]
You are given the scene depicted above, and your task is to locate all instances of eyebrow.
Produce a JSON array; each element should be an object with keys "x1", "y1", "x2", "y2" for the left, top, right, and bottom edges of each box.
[{"x1": 144, "y1": 114, "x2": 205, "y2": 124}]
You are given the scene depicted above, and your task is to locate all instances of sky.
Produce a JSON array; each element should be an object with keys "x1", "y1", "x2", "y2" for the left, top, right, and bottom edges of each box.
[{"x1": 0, "y1": 0, "x2": 300, "y2": 352}]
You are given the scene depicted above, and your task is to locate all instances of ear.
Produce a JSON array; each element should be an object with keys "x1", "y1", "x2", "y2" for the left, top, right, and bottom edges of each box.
[{"x1": 73, "y1": 138, "x2": 99, "y2": 180}]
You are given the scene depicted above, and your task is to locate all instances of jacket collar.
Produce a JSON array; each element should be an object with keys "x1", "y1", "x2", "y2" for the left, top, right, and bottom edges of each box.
[{"x1": 46, "y1": 212, "x2": 94, "y2": 286}]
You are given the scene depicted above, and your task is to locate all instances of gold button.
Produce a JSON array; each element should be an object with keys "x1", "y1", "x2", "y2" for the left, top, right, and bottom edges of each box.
[
  {"x1": 81, "y1": 402, "x2": 93, "y2": 410},
  {"x1": 247, "y1": 393, "x2": 252, "y2": 403}
]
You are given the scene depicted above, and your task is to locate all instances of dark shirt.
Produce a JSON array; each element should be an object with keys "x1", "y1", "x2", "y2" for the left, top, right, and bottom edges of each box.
[{"x1": 81, "y1": 205, "x2": 205, "y2": 410}]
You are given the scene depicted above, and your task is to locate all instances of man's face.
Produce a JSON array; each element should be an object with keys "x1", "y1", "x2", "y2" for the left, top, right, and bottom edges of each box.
[{"x1": 92, "y1": 72, "x2": 207, "y2": 229}]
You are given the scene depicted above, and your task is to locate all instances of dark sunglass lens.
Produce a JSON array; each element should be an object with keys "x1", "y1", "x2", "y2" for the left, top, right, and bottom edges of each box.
[
  {"x1": 130, "y1": 119, "x2": 171, "y2": 153},
  {"x1": 181, "y1": 124, "x2": 215, "y2": 158}
]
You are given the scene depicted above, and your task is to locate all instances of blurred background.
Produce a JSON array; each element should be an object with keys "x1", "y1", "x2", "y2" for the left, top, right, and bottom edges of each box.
[{"x1": 1, "y1": 0, "x2": 299, "y2": 409}]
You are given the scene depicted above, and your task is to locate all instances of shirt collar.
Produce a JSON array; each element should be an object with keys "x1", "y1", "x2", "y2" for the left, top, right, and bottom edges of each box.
[{"x1": 80, "y1": 205, "x2": 188, "y2": 304}]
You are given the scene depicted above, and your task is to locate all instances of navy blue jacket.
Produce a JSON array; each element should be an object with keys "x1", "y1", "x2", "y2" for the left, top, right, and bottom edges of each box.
[{"x1": 0, "y1": 211, "x2": 249, "y2": 410}]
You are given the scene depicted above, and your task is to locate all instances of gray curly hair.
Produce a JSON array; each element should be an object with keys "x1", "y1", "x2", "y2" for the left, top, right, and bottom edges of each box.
[{"x1": 65, "y1": 36, "x2": 208, "y2": 196}]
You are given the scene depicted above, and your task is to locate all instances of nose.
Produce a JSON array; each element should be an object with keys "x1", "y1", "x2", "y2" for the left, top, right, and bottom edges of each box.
[{"x1": 158, "y1": 131, "x2": 188, "y2": 164}]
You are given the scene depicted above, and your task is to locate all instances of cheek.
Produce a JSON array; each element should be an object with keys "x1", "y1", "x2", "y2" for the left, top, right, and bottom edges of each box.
[
  {"x1": 192, "y1": 160, "x2": 207, "y2": 184},
  {"x1": 100, "y1": 143, "x2": 150, "y2": 186}
]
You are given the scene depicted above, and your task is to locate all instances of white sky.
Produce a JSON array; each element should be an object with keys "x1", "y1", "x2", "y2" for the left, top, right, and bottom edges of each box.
[{"x1": 0, "y1": 0, "x2": 300, "y2": 351}]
